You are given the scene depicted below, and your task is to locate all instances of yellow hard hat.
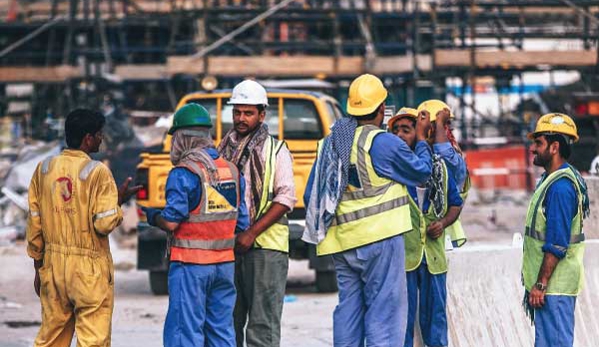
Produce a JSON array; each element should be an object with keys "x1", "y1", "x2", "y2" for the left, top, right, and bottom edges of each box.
[
  {"x1": 387, "y1": 107, "x2": 418, "y2": 129},
  {"x1": 527, "y1": 113, "x2": 579, "y2": 142},
  {"x1": 417, "y1": 99, "x2": 454, "y2": 122},
  {"x1": 346, "y1": 74, "x2": 388, "y2": 116}
]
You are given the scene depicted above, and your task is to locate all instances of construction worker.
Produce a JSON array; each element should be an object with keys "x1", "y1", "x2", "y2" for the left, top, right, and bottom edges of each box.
[
  {"x1": 27, "y1": 108, "x2": 140, "y2": 347},
  {"x1": 217, "y1": 80, "x2": 296, "y2": 347},
  {"x1": 417, "y1": 99, "x2": 470, "y2": 248},
  {"x1": 523, "y1": 113, "x2": 589, "y2": 347},
  {"x1": 303, "y1": 74, "x2": 433, "y2": 346},
  {"x1": 142, "y1": 103, "x2": 249, "y2": 347},
  {"x1": 388, "y1": 107, "x2": 463, "y2": 347}
]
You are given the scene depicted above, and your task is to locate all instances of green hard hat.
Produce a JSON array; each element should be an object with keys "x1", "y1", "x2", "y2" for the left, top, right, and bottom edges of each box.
[{"x1": 168, "y1": 103, "x2": 212, "y2": 135}]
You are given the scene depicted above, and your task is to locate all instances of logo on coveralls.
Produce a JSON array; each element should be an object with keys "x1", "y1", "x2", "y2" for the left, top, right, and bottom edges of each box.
[{"x1": 54, "y1": 177, "x2": 73, "y2": 202}]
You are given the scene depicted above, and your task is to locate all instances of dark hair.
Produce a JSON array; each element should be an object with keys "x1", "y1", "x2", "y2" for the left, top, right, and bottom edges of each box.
[
  {"x1": 544, "y1": 133, "x2": 572, "y2": 159},
  {"x1": 257, "y1": 104, "x2": 266, "y2": 113},
  {"x1": 355, "y1": 103, "x2": 383, "y2": 121},
  {"x1": 65, "y1": 108, "x2": 105, "y2": 149}
]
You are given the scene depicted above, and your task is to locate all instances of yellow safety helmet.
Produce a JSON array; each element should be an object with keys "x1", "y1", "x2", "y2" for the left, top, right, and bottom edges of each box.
[
  {"x1": 527, "y1": 113, "x2": 579, "y2": 142},
  {"x1": 387, "y1": 107, "x2": 418, "y2": 130},
  {"x1": 417, "y1": 99, "x2": 454, "y2": 122},
  {"x1": 347, "y1": 74, "x2": 388, "y2": 116}
]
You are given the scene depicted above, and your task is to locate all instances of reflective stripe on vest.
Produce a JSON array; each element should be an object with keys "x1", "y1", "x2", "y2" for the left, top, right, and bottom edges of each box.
[
  {"x1": 170, "y1": 157, "x2": 240, "y2": 265},
  {"x1": 316, "y1": 125, "x2": 412, "y2": 256},
  {"x1": 404, "y1": 161, "x2": 450, "y2": 274},
  {"x1": 522, "y1": 166, "x2": 585, "y2": 295},
  {"x1": 447, "y1": 171, "x2": 471, "y2": 248},
  {"x1": 253, "y1": 137, "x2": 291, "y2": 252}
]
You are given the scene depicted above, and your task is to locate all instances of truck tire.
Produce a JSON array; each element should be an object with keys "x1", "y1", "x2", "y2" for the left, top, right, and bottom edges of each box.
[
  {"x1": 315, "y1": 271, "x2": 338, "y2": 293},
  {"x1": 149, "y1": 271, "x2": 168, "y2": 295}
]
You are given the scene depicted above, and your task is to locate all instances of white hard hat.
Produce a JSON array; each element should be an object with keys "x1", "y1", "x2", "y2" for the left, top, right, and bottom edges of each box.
[{"x1": 227, "y1": 80, "x2": 268, "y2": 106}]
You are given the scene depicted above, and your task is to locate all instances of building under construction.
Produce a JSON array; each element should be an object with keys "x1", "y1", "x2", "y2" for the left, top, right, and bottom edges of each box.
[{"x1": 1, "y1": 0, "x2": 599, "y2": 167}]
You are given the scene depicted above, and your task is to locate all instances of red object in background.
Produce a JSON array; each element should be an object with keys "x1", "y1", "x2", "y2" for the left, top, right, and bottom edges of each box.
[
  {"x1": 465, "y1": 146, "x2": 535, "y2": 191},
  {"x1": 136, "y1": 187, "x2": 148, "y2": 200},
  {"x1": 6, "y1": 0, "x2": 18, "y2": 22},
  {"x1": 575, "y1": 103, "x2": 589, "y2": 116}
]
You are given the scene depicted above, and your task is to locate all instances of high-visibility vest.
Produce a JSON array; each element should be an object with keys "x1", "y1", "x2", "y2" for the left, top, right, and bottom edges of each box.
[
  {"x1": 404, "y1": 161, "x2": 450, "y2": 274},
  {"x1": 253, "y1": 136, "x2": 290, "y2": 252},
  {"x1": 445, "y1": 172, "x2": 471, "y2": 248},
  {"x1": 316, "y1": 125, "x2": 412, "y2": 256},
  {"x1": 522, "y1": 166, "x2": 585, "y2": 295},
  {"x1": 170, "y1": 157, "x2": 240, "y2": 265}
]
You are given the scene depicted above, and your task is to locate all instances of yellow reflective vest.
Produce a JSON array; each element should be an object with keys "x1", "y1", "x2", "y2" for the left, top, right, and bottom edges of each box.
[
  {"x1": 253, "y1": 137, "x2": 290, "y2": 253},
  {"x1": 26, "y1": 149, "x2": 123, "y2": 260},
  {"x1": 522, "y1": 166, "x2": 585, "y2": 296},
  {"x1": 445, "y1": 173, "x2": 470, "y2": 248},
  {"x1": 404, "y1": 161, "x2": 450, "y2": 274},
  {"x1": 316, "y1": 125, "x2": 412, "y2": 256}
]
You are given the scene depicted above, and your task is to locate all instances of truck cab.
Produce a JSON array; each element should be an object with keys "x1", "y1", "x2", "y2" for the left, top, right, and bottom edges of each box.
[{"x1": 136, "y1": 89, "x2": 344, "y2": 294}]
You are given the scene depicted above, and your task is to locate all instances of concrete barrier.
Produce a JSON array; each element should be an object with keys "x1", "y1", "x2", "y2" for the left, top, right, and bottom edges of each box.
[{"x1": 439, "y1": 242, "x2": 599, "y2": 347}]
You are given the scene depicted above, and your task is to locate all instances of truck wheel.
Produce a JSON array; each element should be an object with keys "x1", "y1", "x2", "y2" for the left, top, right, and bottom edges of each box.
[
  {"x1": 315, "y1": 271, "x2": 338, "y2": 293},
  {"x1": 149, "y1": 271, "x2": 168, "y2": 295}
]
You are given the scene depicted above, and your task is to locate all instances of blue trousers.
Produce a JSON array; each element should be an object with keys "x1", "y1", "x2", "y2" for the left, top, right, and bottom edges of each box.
[
  {"x1": 164, "y1": 261, "x2": 236, "y2": 347},
  {"x1": 332, "y1": 235, "x2": 408, "y2": 347},
  {"x1": 534, "y1": 295, "x2": 576, "y2": 347},
  {"x1": 404, "y1": 262, "x2": 447, "y2": 347}
]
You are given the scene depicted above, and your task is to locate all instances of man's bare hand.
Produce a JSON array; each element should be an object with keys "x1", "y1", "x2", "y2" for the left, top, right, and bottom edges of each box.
[
  {"x1": 416, "y1": 111, "x2": 432, "y2": 141},
  {"x1": 426, "y1": 221, "x2": 445, "y2": 239},
  {"x1": 436, "y1": 108, "x2": 451, "y2": 127},
  {"x1": 118, "y1": 177, "x2": 142, "y2": 206},
  {"x1": 235, "y1": 231, "x2": 256, "y2": 254},
  {"x1": 528, "y1": 287, "x2": 546, "y2": 308}
]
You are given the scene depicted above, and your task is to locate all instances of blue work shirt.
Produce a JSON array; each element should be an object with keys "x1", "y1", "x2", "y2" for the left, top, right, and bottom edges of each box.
[
  {"x1": 304, "y1": 131, "x2": 433, "y2": 206},
  {"x1": 540, "y1": 163, "x2": 578, "y2": 259},
  {"x1": 161, "y1": 148, "x2": 250, "y2": 232},
  {"x1": 433, "y1": 142, "x2": 467, "y2": 188},
  {"x1": 407, "y1": 171, "x2": 463, "y2": 214}
]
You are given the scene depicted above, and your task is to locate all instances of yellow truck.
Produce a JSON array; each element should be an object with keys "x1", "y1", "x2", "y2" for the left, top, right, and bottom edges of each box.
[{"x1": 135, "y1": 89, "x2": 344, "y2": 294}]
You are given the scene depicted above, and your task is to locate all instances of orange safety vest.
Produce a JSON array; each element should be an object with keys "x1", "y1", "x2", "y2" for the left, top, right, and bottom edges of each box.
[{"x1": 170, "y1": 157, "x2": 240, "y2": 265}]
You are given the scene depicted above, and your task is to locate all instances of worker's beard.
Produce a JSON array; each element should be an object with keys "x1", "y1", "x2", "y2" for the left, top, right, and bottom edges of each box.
[{"x1": 532, "y1": 148, "x2": 551, "y2": 167}]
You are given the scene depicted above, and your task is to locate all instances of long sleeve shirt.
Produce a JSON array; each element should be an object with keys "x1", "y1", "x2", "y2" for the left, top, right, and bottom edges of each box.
[
  {"x1": 304, "y1": 131, "x2": 433, "y2": 206},
  {"x1": 540, "y1": 163, "x2": 578, "y2": 259},
  {"x1": 433, "y1": 142, "x2": 467, "y2": 188},
  {"x1": 161, "y1": 148, "x2": 250, "y2": 232},
  {"x1": 27, "y1": 149, "x2": 123, "y2": 260}
]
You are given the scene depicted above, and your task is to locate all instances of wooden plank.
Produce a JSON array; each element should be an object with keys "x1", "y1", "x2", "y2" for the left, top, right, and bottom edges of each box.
[
  {"x1": 207, "y1": 56, "x2": 335, "y2": 76},
  {"x1": 435, "y1": 49, "x2": 597, "y2": 68},
  {"x1": 372, "y1": 54, "x2": 432, "y2": 74},
  {"x1": 114, "y1": 64, "x2": 168, "y2": 80},
  {"x1": 0, "y1": 65, "x2": 82, "y2": 82}
]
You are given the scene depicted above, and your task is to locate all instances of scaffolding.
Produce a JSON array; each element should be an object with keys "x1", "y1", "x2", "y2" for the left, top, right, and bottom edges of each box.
[{"x1": 1, "y1": 0, "x2": 599, "y2": 148}]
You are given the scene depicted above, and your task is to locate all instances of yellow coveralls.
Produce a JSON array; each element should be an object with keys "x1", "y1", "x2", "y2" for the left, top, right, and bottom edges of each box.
[{"x1": 27, "y1": 149, "x2": 123, "y2": 347}]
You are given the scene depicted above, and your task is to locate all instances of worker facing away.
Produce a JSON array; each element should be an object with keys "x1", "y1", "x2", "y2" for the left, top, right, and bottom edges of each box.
[
  {"x1": 27, "y1": 108, "x2": 141, "y2": 347},
  {"x1": 217, "y1": 80, "x2": 296, "y2": 347},
  {"x1": 388, "y1": 107, "x2": 463, "y2": 347},
  {"x1": 303, "y1": 73, "x2": 433, "y2": 347},
  {"x1": 523, "y1": 113, "x2": 590, "y2": 347},
  {"x1": 142, "y1": 103, "x2": 249, "y2": 347},
  {"x1": 415, "y1": 100, "x2": 470, "y2": 248}
]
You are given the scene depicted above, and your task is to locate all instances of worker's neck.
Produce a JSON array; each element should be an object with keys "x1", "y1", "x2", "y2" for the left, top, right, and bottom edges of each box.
[
  {"x1": 357, "y1": 119, "x2": 381, "y2": 128},
  {"x1": 545, "y1": 157, "x2": 567, "y2": 175}
]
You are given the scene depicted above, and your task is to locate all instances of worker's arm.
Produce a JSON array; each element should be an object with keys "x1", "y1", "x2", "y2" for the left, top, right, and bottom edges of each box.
[
  {"x1": 91, "y1": 164, "x2": 124, "y2": 235},
  {"x1": 26, "y1": 164, "x2": 44, "y2": 261},
  {"x1": 427, "y1": 173, "x2": 464, "y2": 239},
  {"x1": 236, "y1": 145, "x2": 296, "y2": 253},
  {"x1": 149, "y1": 168, "x2": 199, "y2": 233},
  {"x1": 369, "y1": 133, "x2": 433, "y2": 186},
  {"x1": 26, "y1": 164, "x2": 44, "y2": 297},
  {"x1": 235, "y1": 176, "x2": 250, "y2": 233},
  {"x1": 529, "y1": 177, "x2": 577, "y2": 308},
  {"x1": 434, "y1": 142, "x2": 467, "y2": 188}
]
